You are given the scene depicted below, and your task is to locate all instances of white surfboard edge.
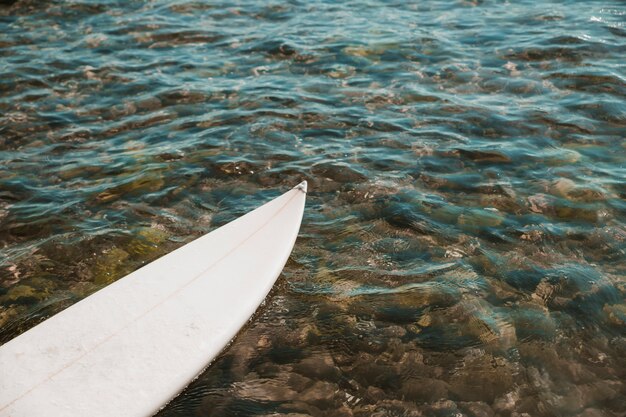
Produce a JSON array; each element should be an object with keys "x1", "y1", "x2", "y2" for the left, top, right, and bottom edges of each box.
[{"x1": 0, "y1": 181, "x2": 307, "y2": 417}]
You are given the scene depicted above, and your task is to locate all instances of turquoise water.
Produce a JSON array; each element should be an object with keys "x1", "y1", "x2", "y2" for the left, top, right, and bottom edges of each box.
[{"x1": 1, "y1": 0, "x2": 625, "y2": 415}]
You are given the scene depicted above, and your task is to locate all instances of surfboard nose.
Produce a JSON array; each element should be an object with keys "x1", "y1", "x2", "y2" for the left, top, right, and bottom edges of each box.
[{"x1": 294, "y1": 181, "x2": 307, "y2": 193}]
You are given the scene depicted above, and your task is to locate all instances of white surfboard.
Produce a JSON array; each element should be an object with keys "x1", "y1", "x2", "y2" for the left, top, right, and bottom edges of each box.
[{"x1": 0, "y1": 181, "x2": 307, "y2": 417}]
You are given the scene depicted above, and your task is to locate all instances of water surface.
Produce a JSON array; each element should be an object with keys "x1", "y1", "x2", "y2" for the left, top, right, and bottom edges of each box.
[{"x1": 1, "y1": 0, "x2": 625, "y2": 416}]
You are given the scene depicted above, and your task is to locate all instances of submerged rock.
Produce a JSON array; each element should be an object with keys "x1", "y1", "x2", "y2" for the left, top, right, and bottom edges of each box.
[
  {"x1": 455, "y1": 149, "x2": 511, "y2": 163},
  {"x1": 400, "y1": 377, "x2": 449, "y2": 403},
  {"x1": 530, "y1": 265, "x2": 620, "y2": 317},
  {"x1": 294, "y1": 352, "x2": 341, "y2": 381},
  {"x1": 354, "y1": 399, "x2": 422, "y2": 417},
  {"x1": 449, "y1": 352, "x2": 515, "y2": 403},
  {"x1": 298, "y1": 380, "x2": 341, "y2": 408},
  {"x1": 311, "y1": 163, "x2": 367, "y2": 184},
  {"x1": 235, "y1": 377, "x2": 298, "y2": 402},
  {"x1": 440, "y1": 299, "x2": 517, "y2": 351},
  {"x1": 553, "y1": 205, "x2": 600, "y2": 223},
  {"x1": 603, "y1": 304, "x2": 626, "y2": 328},
  {"x1": 458, "y1": 401, "x2": 495, "y2": 417},
  {"x1": 510, "y1": 303, "x2": 557, "y2": 341},
  {"x1": 458, "y1": 208, "x2": 505, "y2": 231}
]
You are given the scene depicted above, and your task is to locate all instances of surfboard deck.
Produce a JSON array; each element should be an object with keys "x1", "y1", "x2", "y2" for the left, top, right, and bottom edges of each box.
[{"x1": 0, "y1": 181, "x2": 307, "y2": 417}]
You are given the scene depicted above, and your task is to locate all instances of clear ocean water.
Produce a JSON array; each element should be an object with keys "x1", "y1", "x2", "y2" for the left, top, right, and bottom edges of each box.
[{"x1": 1, "y1": 0, "x2": 625, "y2": 415}]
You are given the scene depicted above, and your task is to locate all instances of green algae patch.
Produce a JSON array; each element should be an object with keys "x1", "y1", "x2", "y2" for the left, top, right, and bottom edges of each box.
[
  {"x1": 0, "y1": 306, "x2": 21, "y2": 327},
  {"x1": 93, "y1": 247, "x2": 130, "y2": 286},
  {"x1": 126, "y1": 227, "x2": 170, "y2": 257},
  {"x1": 3, "y1": 285, "x2": 42, "y2": 304},
  {"x1": 95, "y1": 172, "x2": 165, "y2": 203},
  {"x1": 89, "y1": 227, "x2": 172, "y2": 287}
]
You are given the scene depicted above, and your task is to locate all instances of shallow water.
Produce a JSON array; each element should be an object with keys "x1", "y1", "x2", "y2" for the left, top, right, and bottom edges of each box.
[{"x1": 1, "y1": 0, "x2": 625, "y2": 415}]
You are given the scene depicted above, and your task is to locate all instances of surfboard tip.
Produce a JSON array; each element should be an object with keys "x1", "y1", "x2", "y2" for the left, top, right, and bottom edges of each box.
[{"x1": 294, "y1": 181, "x2": 307, "y2": 193}]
